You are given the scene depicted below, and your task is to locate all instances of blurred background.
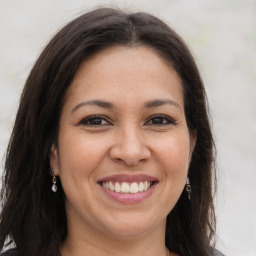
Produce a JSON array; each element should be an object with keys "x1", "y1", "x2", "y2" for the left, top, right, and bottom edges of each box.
[{"x1": 0, "y1": 0, "x2": 255, "y2": 255}]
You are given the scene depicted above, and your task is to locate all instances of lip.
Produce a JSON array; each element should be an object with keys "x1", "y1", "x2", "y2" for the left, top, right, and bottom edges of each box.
[
  {"x1": 97, "y1": 174, "x2": 158, "y2": 183},
  {"x1": 97, "y1": 174, "x2": 158, "y2": 204},
  {"x1": 99, "y1": 182, "x2": 157, "y2": 204}
]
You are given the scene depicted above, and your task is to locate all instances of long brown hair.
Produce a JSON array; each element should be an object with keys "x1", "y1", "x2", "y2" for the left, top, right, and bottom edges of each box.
[{"x1": 0, "y1": 7, "x2": 216, "y2": 256}]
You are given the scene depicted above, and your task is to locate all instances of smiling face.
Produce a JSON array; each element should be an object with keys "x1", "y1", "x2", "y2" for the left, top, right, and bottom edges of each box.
[{"x1": 51, "y1": 46, "x2": 196, "y2": 242}]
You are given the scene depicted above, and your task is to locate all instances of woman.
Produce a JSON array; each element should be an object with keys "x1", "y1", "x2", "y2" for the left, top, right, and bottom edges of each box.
[{"x1": 0, "y1": 7, "x2": 223, "y2": 256}]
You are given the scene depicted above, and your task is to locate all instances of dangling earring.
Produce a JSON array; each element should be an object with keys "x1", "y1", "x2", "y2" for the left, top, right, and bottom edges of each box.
[
  {"x1": 50, "y1": 168, "x2": 57, "y2": 192},
  {"x1": 186, "y1": 177, "x2": 191, "y2": 200}
]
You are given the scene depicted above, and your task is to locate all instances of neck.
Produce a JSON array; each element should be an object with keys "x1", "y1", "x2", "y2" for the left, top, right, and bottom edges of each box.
[
  {"x1": 60, "y1": 217, "x2": 171, "y2": 256},
  {"x1": 61, "y1": 238, "x2": 170, "y2": 256}
]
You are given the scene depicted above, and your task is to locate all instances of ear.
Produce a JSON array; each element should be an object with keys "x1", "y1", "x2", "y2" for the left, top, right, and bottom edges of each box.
[
  {"x1": 189, "y1": 130, "x2": 197, "y2": 162},
  {"x1": 50, "y1": 144, "x2": 60, "y2": 175}
]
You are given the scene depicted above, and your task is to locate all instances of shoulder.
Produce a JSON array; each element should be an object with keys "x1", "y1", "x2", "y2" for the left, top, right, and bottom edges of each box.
[{"x1": 0, "y1": 249, "x2": 22, "y2": 256}]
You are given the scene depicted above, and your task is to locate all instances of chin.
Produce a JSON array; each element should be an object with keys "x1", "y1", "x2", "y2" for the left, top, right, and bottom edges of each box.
[{"x1": 100, "y1": 212, "x2": 165, "y2": 239}]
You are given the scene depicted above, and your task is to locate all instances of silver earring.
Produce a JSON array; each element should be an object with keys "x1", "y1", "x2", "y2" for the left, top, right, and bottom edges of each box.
[
  {"x1": 50, "y1": 168, "x2": 57, "y2": 192},
  {"x1": 186, "y1": 177, "x2": 191, "y2": 200}
]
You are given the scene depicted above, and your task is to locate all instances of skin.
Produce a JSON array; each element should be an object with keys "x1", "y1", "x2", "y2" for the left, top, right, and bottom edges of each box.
[{"x1": 51, "y1": 46, "x2": 196, "y2": 256}]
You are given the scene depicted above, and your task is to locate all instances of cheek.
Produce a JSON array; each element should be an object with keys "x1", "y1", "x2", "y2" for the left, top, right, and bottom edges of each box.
[
  {"x1": 154, "y1": 132, "x2": 191, "y2": 177},
  {"x1": 57, "y1": 133, "x2": 107, "y2": 182},
  {"x1": 56, "y1": 134, "x2": 110, "y2": 212},
  {"x1": 149, "y1": 133, "x2": 191, "y2": 214},
  {"x1": 157, "y1": 134, "x2": 190, "y2": 167}
]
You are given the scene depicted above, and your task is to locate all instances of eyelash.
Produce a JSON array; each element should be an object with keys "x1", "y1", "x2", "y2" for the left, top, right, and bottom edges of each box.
[
  {"x1": 78, "y1": 115, "x2": 110, "y2": 126},
  {"x1": 146, "y1": 114, "x2": 175, "y2": 125},
  {"x1": 78, "y1": 114, "x2": 175, "y2": 126}
]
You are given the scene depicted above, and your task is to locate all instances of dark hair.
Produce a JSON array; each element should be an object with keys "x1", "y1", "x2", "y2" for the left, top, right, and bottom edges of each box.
[{"x1": 0, "y1": 7, "x2": 216, "y2": 256}]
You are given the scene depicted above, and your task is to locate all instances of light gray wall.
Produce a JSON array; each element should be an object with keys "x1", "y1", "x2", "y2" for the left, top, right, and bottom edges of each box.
[{"x1": 1, "y1": 1, "x2": 256, "y2": 255}]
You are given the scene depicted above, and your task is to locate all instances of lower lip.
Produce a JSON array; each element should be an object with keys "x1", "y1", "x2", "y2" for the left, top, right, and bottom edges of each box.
[{"x1": 99, "y1": 183, "x2": 157, "y2": 204}]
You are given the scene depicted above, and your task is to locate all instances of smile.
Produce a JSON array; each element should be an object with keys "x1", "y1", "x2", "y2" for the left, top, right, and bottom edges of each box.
[
  {"x1": 97, "y1": 174, "x2": 158, "y2": 203},
  {"x1": 102, "y1": 181, "x2": 153, "y2": 194}
]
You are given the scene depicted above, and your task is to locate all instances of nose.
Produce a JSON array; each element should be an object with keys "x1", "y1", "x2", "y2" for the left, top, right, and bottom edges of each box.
[{"x1": 109, "y1": 125, "x2": 151, "y2": 166}]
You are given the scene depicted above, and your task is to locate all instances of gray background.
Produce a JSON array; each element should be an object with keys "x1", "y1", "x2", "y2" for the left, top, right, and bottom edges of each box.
[{"x1": 0, "y1": 0, "x2": 256, "y2": 255}]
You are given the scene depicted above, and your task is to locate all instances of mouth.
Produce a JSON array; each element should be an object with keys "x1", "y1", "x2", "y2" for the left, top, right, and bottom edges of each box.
[
  {"x1": 100, "y1": 180, "x2": 156, "y2": 194},
  {"x1": 97, "y1": 174, "x2": 158, "y2": 203}
]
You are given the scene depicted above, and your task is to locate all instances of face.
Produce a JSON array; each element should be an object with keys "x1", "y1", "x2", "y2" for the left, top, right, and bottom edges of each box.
[{"x1": 51, "y1": 46, "x2": 196, "y2": 241}]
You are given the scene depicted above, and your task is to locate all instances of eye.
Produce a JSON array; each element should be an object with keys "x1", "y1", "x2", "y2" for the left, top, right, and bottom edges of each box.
[
  {"x1": 78, "y1": 115, "x2": 110, "y2": 126},
  {"x1": 145, "y1": 114, "x2": 175, "y2": 125}
]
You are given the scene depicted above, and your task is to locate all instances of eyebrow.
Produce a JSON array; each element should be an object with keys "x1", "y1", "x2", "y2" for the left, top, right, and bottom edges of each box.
[
  {"x1": 71, "y1": 98, "x2": 182, "y2": 113},
  {"x1": 144, "y1": 99, "x2": 182, "y2": 112},
  {"x1": 72, "y1": 100, "x2": 114, "y2": 113}
]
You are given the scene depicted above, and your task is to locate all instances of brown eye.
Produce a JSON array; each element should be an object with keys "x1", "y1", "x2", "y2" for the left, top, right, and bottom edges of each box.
[
  {"x1": 88, "y1": 118, "x2": 104, "y2": 125},
  {"x1": 79, "y1": 115, "x2": 110, "y2": 126},
  {"x1": 146, "y1": 115, "x2": 174, "y2": 125}
]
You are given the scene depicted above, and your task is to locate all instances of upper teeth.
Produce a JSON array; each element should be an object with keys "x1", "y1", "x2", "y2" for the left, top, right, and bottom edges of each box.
[{"x1": 102, "y1": 181, "x2": 151, "y2": 193}]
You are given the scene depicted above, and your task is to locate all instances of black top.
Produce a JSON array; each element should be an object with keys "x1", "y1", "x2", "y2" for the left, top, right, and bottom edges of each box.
[
  {"x1": 0, "y1": 249, "x2": 19, "y2": 256},
  {"x1": 1, "y1": 248, "x2": 225, "y2": 256},
  {"x1": 0, "y1": 249, "x2": 61, "y2": 256}
]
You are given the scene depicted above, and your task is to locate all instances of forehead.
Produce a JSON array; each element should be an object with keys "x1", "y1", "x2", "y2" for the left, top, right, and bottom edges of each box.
[{"x1": 65, "y1": 46, "x2": 184, "y2": 108}]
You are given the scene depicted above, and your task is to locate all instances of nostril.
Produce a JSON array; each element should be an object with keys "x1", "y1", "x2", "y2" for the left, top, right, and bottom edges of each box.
[
  {"x1": 109, "y1": 141, "x2": 151, "y2": 166},
  {"x1": 113, "y1": 157, "x2": 124, "y2": 163}
]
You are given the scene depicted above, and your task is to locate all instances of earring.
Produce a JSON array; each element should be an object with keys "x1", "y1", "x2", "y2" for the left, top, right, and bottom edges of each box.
[
  {"x1": 186, "y1": 177, "x2": 191, "y2": 200},
  {"x1": 50, "y1": 168, "x2": 57, "y2": 192}
]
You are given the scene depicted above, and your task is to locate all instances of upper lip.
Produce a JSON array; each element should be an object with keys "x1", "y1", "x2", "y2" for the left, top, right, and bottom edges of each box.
[{"x1": 97, "y1": 174, "x2": 158, "y2": 183}]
